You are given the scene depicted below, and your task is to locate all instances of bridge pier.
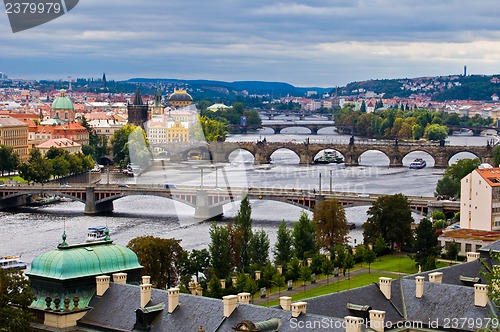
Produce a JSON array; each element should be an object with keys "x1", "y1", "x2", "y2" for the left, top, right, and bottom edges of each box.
[
  {"x1": 434, "y1": 154, "x2": 449, "y2": 168},
  {"x1": 0, "y1": 194, "x2": 27, "y2": 210},
  {"x1": 299, "y1": 151, "x2": 314, "y2": 164},
  {"x1": 344, "y1": 153, "x2": 360, "y2": 167},
  {"x1": 389, "y1": 155, "x2": 403, "y2": 167},
  {"x1": 84, "y1": 187, "x2": 114, "y2": 215},
  {"x1": 194, "y1": 189, "x2": 223, "y2": 220}
]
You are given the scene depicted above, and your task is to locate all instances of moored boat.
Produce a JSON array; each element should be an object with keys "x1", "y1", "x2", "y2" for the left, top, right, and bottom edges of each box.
[
  {"x1": 314, "y1": 151, "x2": 344, "y2": 164},
  {"x1": 452, "y1": 128, "x2": 473, "y2": 136},
  {"x1": 409, "y1": 158, "x2": 426, "y2": 169},
  {"x1": 87, "y1": 226, "x2": 108, "y2": 242},
  {"x1": 0, "y1": 255, "x2": 27, "y2": 270}
]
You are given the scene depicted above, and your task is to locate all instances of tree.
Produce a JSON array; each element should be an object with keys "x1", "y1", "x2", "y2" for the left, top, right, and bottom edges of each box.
[
  {"x1": 436, "y1": 158, "x2": 480, "y2": 198},
  {"x1": 412, "y1": 218, "x2": 441, "y2": 271},
  {"x1": 364, "y1": 248, "x2": 377, "y2": 273},
  {"x1": 234, "y1": 196, "x2": 253, "y2": 271},
  {"x1": 447, "y1": 241, "x2": 459, "y2": 263},
  {"x1": 424, "y1": 124, "x2": 448, "y2": 141},
  {"x1": 0, "y1": 145, "x2": 19, "y2": 176},
  {"x1": 209, "y1": 222, "x2": 231, "y2": 279},
  {"x1": 322, "y1": 258, "x2": 334, "y2": 285},
  {"x1": 299, "y1": 265, "x2": 312, "y2": 292},
  {"x1": 111, "y1": 124, "x2": 151, "y2": 168},
  {"x1": 273, "y1": 220, "x2": 293, "y2": 266},
  {"x1": 186, "y1": 249, "x2": 210, "y2": 282},
  {"x1": 250, "y1": 229, "x2": 270, "y2": 268},
  {"x1": 353, "y1": 244, "x2": 366, "y2": 265},
  {"x1": 435, "y1": 174, "x2": 461, "y2": 197},
  {"x1": 18, "y1": 148, "x2": 52, "y2": 183},
  {"x1": 292, "y1": 211, "x2": 316, "y2": 259},
  {"x1": 206, "y1": 275, "x2": 223, "y2": 299},
  {"x1": 127, "y1": 236, "x2": 186, "y2": 289},
  {"x1": 363, "y1": 193, "x2": 414, "y2": 250},
  {"x1": 343, "y1": 251, "x2": 355, "y2": 279},
  {"x1": 234, "y1": 273, "x2": 258, "y2": 296},
  {"x1": 0, "y1": 269, "x2": 35, "y2": 332},
  {"x1": 373, "y1": 235, "x2": 387, "y2": 258},
  {"x1": 493, "y1": 145, "x2": 500, "y2": 167},
  {"x1": 313, "y1": 199, "x2": 349, "y2": 251},
  {"x1": 194, "y1": 115, "x2": 228, "y2": 142},
  {"x1": 271, "y1": 273, "x2": 286, "y2": 297}
]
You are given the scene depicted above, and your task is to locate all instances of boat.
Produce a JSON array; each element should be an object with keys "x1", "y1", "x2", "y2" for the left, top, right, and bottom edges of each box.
[
  {"x1": 0, "y1": 255, "x2": 27, "y2": 270},
  {"x1": 452, "y1": 128, "x2": 473, "y2": 136},
  {"x1": 87, "y1": 226, "x2": 108, "y2": 242},
  {"x1": 409, "y1": 158, "x2": 426, "y2": 169},
  {"x1": 314, "y1": 151, "x2": 344, "y2": 164}
]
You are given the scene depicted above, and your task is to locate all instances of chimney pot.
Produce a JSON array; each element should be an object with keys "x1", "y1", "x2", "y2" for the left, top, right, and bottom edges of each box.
[
  {"x1": 291, "y1": 301, "x2": 307, "y2": 318},
  {"x1": 223, "y1": 295, "x2": 238, "y2": 317},
  {"x1": 238, "y1": 292, "x2": 251, "y2": 304},
  {"x1": 112, "y1": 272, "x2": 127, "y2": 284},
  {"x1": 474, "y1": 284, "x2": 488, "y2": 307},
  {"x1": 140, "y1": 283, "x2": 152, "y2": 308},
  {"x1": 142, "y1": 276, "x2": 151, "y2": 285},
  {"x1": 429, "y1": 272, "x2": 443, "y2": 284},
  {"x1": 379, "y1": 277, "x2": 392, "y2": 300},
  {"x1": 416, "y1": 276, "x2": 425, "y2": 299},
  {"x1": 167, "y1": 288, "x2": 179, "y2": 313},
  {"x1": 345, "y1": 316, "x2": 364, "y2": 332},
  {"x1": 96, "y1": 275, "x2": 110, "y2": 296},
  {"x1": 369, "y1": 309, "x2": 386, "y2": 332},
  {"x1": 280, "y1": 296, "x2": 292, "y2": 311},
  {"x1": 467, "y1": 252, "x2": 480, "y2": 262}
]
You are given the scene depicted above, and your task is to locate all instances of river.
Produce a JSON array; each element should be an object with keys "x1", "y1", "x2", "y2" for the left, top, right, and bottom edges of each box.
[{"x1": 0, "y1": 126, "x2": 494, "y2": 268}]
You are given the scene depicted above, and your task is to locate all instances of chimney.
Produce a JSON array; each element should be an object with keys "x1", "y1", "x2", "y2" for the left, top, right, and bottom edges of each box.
[
  {"x1": 223, "y1": 295, "x2": 238, "y2": 317},
  {"x1": 112, "y1": 272, "x2": 127, "y2": 284},
  {"x1": 369, "y1": 310, "x2": 386, "y2": 332},
  {"x1": 429, "y1": 272, "x2": 443, "y2": 284},
  {"x1": 140, "y1": 280, "x2": 152, "y2": 308},
  {"x1": 231, "y1": 276, "x2": 238, "y2": 286},
  {"x1": 345, "y1": 316, "x2": 364, "y2": 332},
  {"x1": 474, "y1": 284, "x2": 488, "y2": 307},
  {"x1": 416, "y1": 276, "x2": 424, "y2": 299},
  {"x1": 238, "y1": 292, "x2": 251, "y2": 304},
  {"x1": 96, "y1": 275, "x2": 110, "y2": 296},
  {"x1": 467, "y1": 252, "x2": 480, "y2": 262},
  {"x1": 142, "y1": 276, "x2": 151, "y2": 285},
  {"x1": 280, "y1": 296, "x2": 292, "y2": 311},
  {"x1": 379, "y1": 277, "x2": 392, "y2": 300},
  {"x1": 291, "y1": 301, "x2": 307, "y2": 318},
  {"x1": 168, "y1": 288, "x2": 179, "y2": 313}
]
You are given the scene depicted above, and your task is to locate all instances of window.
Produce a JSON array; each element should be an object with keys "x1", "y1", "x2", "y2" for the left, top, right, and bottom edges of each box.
[{"x1": 465, "y1": 243, "x2": 472, "y2": 252}]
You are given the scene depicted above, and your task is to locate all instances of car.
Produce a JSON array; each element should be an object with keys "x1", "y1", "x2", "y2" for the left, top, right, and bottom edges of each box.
[
  {"x1": 164, "y1": 184, "x2": 178, "y2": 189},
  {"x1": 60, "y1": 183, "x2": 71, "y2": 187},
  {"x1": 118, "y1": 184, "x2": 130, "y2": 188},
  {"x1": 357, "y1": 194, "x2": 370, "y2": 198}
]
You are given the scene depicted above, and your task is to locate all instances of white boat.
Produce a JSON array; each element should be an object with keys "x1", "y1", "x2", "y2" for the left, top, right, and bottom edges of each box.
[
  {"x1": 409, "y1": 158, "x2": 426, "y2": 169},
  {"x1": 452, "y1": 128, "x2": 473, "y2": 136},
  {"x1": 87, "y1": 226, "x2": 108, "y2": 242},
  {"x1": 0, "y1": 255, "x2": 27, "y2": 270}
]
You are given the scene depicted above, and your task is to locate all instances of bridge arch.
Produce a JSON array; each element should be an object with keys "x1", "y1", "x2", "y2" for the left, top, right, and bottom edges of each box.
[
  {"x1": 358, "y1": 149, "x2": 391, "y2": 166},
  {"x1": 278, "y1": 126, "x2": 312, "y2": 135},
  {"x1": 447, "y1": 150, "x2": 481, "y2": 165},
  {"x1": 228, "y1": 148, "x2": 255, "y2": 164},
  {"x1": 269, "y1": 147, "x2": 301, "y2": 164},
  {"x1": 402, "y1": 150, "x2": 436, "y2": 167},
  {"x1": 316, "y1": 126, "x2": 337, "y2": 135}
]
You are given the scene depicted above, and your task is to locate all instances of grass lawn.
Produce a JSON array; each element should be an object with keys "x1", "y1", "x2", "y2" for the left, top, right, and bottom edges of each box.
[
  {"x1": 261, "y1": 272, "x2": 394, "y2": 307},
  {"x1": 0, "y1": 175, "x2": 25, "y2": 183},
  {"x1": 356, "y1": 253, "x2": 449, "y2": 274}
]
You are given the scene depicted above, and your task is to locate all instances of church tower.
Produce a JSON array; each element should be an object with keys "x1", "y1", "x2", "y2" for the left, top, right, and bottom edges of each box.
[
  {"x1": 127, "y1": 87, "x2": 149, "y2": 129},
  {"x1": 149, "y1": 88, "x2": 165, "y2": 118}
]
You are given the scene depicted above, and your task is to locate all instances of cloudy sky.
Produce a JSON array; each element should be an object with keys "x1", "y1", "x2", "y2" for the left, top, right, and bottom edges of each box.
[{"x1": 2, "y1": 0, "x2": 500, "y2": 87}]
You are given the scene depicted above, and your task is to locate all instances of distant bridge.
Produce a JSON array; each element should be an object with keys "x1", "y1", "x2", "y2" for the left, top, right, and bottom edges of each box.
[
  {"x1": 0, "y1": 184, "x2": 457, "y2": 219},
  {"x1": 259, "y1": 121, "x2": 336, "y2": 134},
  {"x1": 158, "y1": 140, "x2": 494, "y2": 167}
]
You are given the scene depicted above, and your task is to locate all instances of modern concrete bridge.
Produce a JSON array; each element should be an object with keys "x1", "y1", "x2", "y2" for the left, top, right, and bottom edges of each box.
[
  {"x1": 159, "y1": 140, "x2": 494, "y2": 167},
  {"x1": 0, "y1": 184, "x2": 457, "y2": 220}
]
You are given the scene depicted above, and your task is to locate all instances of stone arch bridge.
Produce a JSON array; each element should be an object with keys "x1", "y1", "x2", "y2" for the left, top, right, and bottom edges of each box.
[{"x1": 162, "y1": 141, "x2": 493, "y2": 167}]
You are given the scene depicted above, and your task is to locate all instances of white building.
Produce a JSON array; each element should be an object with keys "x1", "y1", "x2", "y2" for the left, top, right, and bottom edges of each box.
[{"x1": 460, "y1": 167, "x2": 500, "y2": 231}]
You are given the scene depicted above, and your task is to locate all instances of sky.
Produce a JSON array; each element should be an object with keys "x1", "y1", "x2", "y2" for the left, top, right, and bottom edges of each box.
[{"x1": 2, "y1": 0, "x2": 500, "y2": 88}]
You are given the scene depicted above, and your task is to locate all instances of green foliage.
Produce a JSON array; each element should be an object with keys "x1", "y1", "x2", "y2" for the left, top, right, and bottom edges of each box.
[
  {"x1": 373, "y1": 235, "x2": 388, "y2": 257},
  {"x1": 364, "y1": 248, "x2": 377, "y2": 273},
  {"x1": 111, "y1": 124, "x2": 151, "y2": 168},
  {"x1": 273, "y1": 220, "x2": 294, "y2": 266},
  {"x1": 293, "y1": 211, "x2": 317, "y2": 259},
  {"x1": 209, "y1": 222, "x2": 231, "y2": 279},
  {"x1": 127, "y1": 236, "x2": 186, "y2": 289},
  {"x1": 299, "y1": 265, "x2": 312, "y2": 290},
  {"x1": 446, "y1": 241, "x2": 459, "y2": 262},
  {"x1": 234, "y1": 273, "x2": 258, "y2": 295},
  {"x1": 234, "y1": 196, "x2": 253, "y2": 271},
  {"x1": 436, "y1": 158, "x2": 481, "y2": 197},
  {"x1": 194, "y1": 115, "x2": 229, "y2": 142},
  {"x1": 412, "y1": 218, "x2": 441, "y2": 271},
  {"x1": 250, "y1": 229, "x2": 270, "y2": 268},
  {"x1": 363, "y1": 193, "x2": 414, "y2": 249},
  {"x1": 424, "y1": 124, "x2": 448, "y2": 141},
  {"x1": 206, "y1": 275, "x2": 223, "y2": 299},
  {"x1": 0, "y1": 269, "x2": 35, "y2": 332},
  {"x1": 0, "y1": 145, "x2": 19, "y2": 176},
  {"x1": 353, "y1": 245, "x2": 366, "y2": 264},
  {"x1": 313, "y1": 199, "x2": 349, "y2": 250},
  {"x1": 343, "y1": 251, "x2": 355, "y2": 278},
  {"x1": 286, "y1": 257, "x2": 301, "y2": 281},
  {"x1": 185, "y1": 249, "x2": 210, "y2": 281},
  {"x1": 18, "y1": 149, "x2": 52, "y2": 183}
]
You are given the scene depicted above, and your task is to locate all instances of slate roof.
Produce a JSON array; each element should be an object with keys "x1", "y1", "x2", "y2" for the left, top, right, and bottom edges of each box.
[
  {"x1": 411, "y1": 259, "x2": 485, "y2": 286},
  {"x1": 79, "y1": 283, "x2": 345, "y2": 331}
]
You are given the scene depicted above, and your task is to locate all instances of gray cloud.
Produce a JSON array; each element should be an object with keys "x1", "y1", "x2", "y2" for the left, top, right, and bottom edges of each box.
[{"x1": 2, "y1": 0, "x2": 500, "y2": 86}]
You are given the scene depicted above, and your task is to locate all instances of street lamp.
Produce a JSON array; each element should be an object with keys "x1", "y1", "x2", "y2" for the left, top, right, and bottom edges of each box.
[{"x1": 329, "y1": 170, "x2": 333, "y2": 193}]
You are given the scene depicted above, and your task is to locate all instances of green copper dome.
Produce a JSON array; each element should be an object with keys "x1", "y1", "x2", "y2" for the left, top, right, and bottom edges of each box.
[
  {"x1": 51, "y1": 89, "x2": 74, "y2": 110},
  {"x1": 28, "y1": 242, "x2": 143, "y2": 280}
]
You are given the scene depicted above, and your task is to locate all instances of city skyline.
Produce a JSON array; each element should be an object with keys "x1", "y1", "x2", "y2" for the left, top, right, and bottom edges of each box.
[{"x1": 2, "y1": 1, "x2": 500, "y2": 87}]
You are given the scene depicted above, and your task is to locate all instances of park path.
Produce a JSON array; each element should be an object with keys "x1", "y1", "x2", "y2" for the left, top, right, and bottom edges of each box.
[{"x1": 251, "y1": 268, "x2": 406, "y2": 306}]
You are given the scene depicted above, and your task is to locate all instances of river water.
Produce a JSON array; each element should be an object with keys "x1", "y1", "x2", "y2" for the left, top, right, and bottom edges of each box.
[{"x1": 0, "y1": 125, "x2": 493, "y2": 268}]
